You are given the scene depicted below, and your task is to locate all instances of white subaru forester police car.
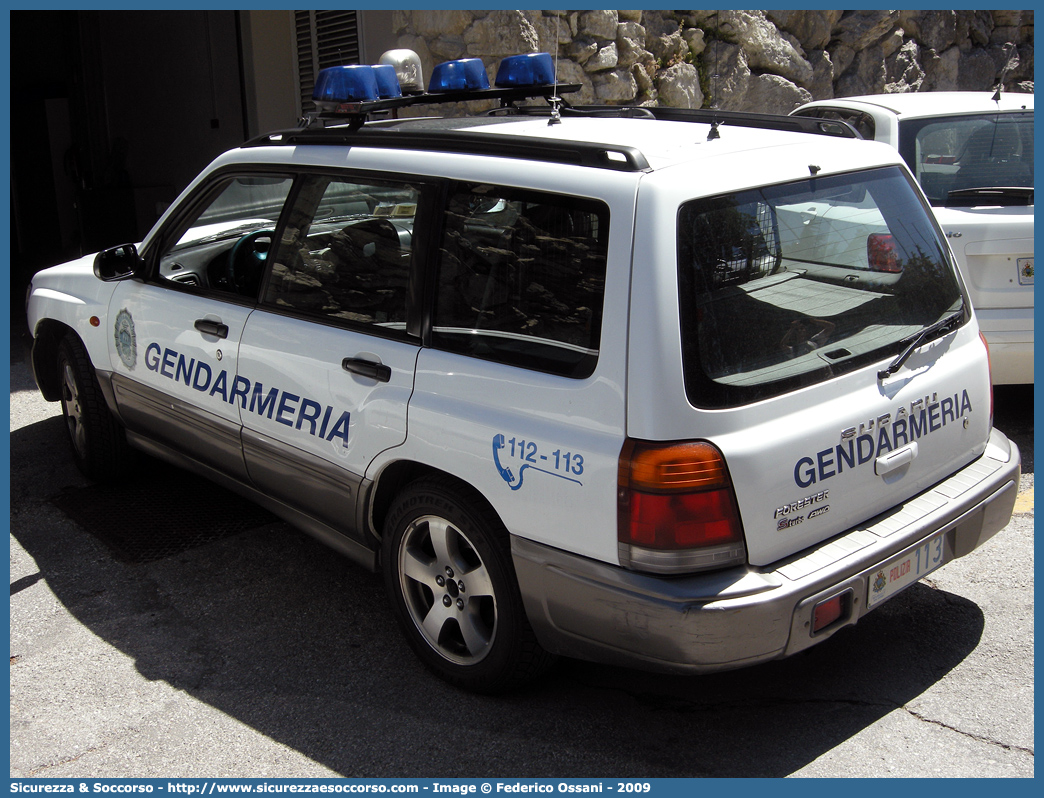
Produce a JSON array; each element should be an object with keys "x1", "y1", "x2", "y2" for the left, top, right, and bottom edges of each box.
[{"x1": 27, "y1": 52, "x2": 1020, "y2": 692}]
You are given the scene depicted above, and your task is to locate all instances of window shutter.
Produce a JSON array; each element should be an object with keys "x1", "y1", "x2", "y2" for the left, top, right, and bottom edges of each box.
[{"x1": 294, "y1": 10, "x2": 360, "y2": 115}]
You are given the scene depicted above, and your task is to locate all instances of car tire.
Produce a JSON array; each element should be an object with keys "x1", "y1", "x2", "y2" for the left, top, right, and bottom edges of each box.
[
  {"x1": 382, "y1": 475, "x2": 555, "y2": 693},
  {"x1": 57, "y1": 334, "x2": 133, "y2": 481}
]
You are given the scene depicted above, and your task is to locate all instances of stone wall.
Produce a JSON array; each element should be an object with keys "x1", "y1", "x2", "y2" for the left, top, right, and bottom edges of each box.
[{"x1": 392, "y1": 9, "x2": 1034, "y2": 113}]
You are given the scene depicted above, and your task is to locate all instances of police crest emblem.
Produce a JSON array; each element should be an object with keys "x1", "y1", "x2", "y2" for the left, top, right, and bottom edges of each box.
[
  {"x1": 114, "y1": 309, "x2": 137, "y2": 369},
  {"x1": 872, "y1": 570, "x2": 887, "y2": 596}
]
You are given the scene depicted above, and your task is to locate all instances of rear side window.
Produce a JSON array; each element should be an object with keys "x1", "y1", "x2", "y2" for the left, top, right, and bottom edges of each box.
[
  {"x1": 263, "y1": 174, "x2": 423, "y2": 337},
  {"x1": 678, "y1": 167, "x2": 964, "y2": 408},
  {"x1": 432, "y1": 184, "x2": 609, "y2": 378},
  {"x1": 898, "y1": 112, "x2": 1034, "y2": 206}
]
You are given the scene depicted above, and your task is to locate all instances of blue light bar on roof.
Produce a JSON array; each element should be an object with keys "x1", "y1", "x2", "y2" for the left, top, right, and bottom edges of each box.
[
  {"x1": 312, "y1": 64, "x2": 381, "y2": 106},
  {"x1": 495, "y1": 53, "x2": 555, "y2": 88},
  {"x1": 429, "y1": 58, "x2": 490, "y2": 92}
]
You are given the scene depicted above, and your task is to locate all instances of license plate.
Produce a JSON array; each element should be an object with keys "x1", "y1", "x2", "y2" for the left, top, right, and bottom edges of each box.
[{"x1": 867, "y1": 532, "x2": 945, "y2": 608}]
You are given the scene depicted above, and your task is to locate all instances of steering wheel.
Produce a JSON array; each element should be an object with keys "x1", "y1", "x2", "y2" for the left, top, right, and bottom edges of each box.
[{"x1": 226, "y1": 229, "x2": 274, "y2": 292}]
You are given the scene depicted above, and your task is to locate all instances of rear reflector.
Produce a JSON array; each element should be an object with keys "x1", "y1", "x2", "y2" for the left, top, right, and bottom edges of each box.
[{"x1": 812, "y1": 591, "x2": 852, "y2": 634}]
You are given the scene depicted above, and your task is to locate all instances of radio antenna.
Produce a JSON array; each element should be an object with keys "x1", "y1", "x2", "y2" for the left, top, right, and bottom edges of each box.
[
  {"x1": 992, "y1": 42, "x2": 1017, "y2": 101},
  {"x1": 548, "y1": 12, "x2": 562, "y2": 125},
  {"x1": 711, "y1": 10, "x2": 721, "y2": 109}
]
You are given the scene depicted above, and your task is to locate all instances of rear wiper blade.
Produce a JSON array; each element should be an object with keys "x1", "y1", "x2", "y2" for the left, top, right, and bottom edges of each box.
[
  {"x1": 946, "y1": 186, "x2": 1033, "y2": 205},
  {"x1": 878, "y1": 309, "x2": 965, "y2": 381}
]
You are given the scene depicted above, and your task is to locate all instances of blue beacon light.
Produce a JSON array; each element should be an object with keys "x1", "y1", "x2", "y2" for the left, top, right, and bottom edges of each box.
[
  {"x1": 495, "y1": 53, "x2": 555, "y2": 87},
  {"x1": 312, "y1": 64, "x2": 381, "y2": 105},
  {"x1": 429, "y1": 58, "x2": 491, "y2": 92},
  {"x1": 372, "y1": 64, "x2": 403, "y2": 99}
]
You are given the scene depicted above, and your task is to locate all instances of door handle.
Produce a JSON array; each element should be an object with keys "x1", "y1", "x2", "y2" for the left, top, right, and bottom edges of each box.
[
  {"x1": 342, "y1": 357, "x2": 391, "y2": 383},
  {"x1": 875, "y1": 442, "x2": 918, "y2": 476},
  {"x1": 194, "y1": 319, "x2": 229, "y2": 339}
]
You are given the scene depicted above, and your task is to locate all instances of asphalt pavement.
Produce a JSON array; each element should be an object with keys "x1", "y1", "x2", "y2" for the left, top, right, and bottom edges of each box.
[{"x1": 9, "y1": 321, "x2": 1034, "y2": 778}]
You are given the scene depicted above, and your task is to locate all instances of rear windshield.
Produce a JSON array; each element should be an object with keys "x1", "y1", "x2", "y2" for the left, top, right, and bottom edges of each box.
[
  {"x1": 677, "y1": 167, "x2": 964, "y2": 408},
  {"x1": 899, "y1": 111, "x2": 1034, "y2": 206}
]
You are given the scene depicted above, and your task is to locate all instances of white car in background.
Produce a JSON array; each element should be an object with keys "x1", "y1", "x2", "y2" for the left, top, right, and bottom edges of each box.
[{"x1": 793, "y1": 92, "x2": 1034, "y2": 384}]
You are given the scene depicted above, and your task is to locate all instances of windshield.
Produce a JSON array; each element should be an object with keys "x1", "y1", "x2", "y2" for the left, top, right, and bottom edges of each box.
[
  {"x1": 677, "y1": 167, "x2": 964, "y2": 408},
  {"x1": 899, "y1": 111, "x2": 1034, "y2": 206}
]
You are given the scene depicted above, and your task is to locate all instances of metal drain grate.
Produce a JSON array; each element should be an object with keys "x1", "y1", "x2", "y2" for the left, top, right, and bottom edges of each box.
[{"x1": 52, "y1": 465, "x2": 278, "y2": 563}]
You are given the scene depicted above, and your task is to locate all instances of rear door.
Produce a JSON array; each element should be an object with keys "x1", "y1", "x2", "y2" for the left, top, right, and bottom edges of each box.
[{"x1": 237, "y1": 173, "x2": 428, "y2": 538}]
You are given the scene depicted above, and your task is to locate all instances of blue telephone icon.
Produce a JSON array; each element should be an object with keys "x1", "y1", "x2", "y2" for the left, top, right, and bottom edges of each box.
[{"x1": 493, "y1": 434, "x2": 524, "y2": 490}]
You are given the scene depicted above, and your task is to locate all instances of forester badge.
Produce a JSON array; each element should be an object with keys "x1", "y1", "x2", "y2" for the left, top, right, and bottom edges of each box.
[{"x1": 114, "y1": 308, "x2": 137, "y2": 369}]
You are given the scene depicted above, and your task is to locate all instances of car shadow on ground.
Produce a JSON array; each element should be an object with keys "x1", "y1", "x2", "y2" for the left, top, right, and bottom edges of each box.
[
  {"x1": 993, "y1": 384, "x2": 1034, "y2": 472},
  {"x1": 11, "y1": 408, "x2": 994, "y2": 778}
]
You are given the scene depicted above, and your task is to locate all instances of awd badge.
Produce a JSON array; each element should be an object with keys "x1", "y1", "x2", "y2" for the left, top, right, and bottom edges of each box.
[{"x1": 114, "y1": 308, "x2": 137, "y2": 369}]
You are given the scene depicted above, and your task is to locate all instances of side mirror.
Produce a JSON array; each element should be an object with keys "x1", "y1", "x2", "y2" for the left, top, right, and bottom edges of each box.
[{"x1": 94, "y1": 244, "x2": 145, "y2": 281}]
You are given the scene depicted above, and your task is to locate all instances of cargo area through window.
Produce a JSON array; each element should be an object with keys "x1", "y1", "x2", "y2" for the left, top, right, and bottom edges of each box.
[{"x1": 678, "y1": 167, "x2": 965, "y2": 408}]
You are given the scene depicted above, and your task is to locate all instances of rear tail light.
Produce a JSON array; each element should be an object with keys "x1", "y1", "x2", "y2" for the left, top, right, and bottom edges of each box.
[
  {"x1": 867, "y1": 233, "x2": 902, "y2": 272},
  {"x1": 618, "y1": 439, "x2": 746, "y2": 574},
  {"x1": 980, "y1": 331, "x2": 994, "y2": 428}
]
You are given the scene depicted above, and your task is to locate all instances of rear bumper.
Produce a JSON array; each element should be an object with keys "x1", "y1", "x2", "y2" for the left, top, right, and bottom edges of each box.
[{"x1": 512, "y1": 429, "x2": 1020, "y2": 673}]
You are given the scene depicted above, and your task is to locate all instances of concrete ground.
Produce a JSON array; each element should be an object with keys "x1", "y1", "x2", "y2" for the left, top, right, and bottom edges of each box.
[{"x1": 9, "y1": 320, "x2": 1034, "y2": 778}]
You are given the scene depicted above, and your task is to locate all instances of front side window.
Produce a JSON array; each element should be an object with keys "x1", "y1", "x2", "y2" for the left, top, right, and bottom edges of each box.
[
  {"x1": 262, "y1": 175, "x2": 422, "y2": 335},
  {"x1": 899, "y1": 112, "x2": 1034, "y2": 206},
  {"x1": 156, "y1": 175, "x2": 294, "y2": 297},
  {"x1": 678, "y1": 167, "x2": 964, "y2": 408},
  {"x1": 432, "y1": 184, "x2": 609, "y2": 378}
]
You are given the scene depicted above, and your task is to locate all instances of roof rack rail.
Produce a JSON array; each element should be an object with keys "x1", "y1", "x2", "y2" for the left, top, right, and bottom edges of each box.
[
  {"x1": 301, "y1": 83, "x2": 582, "y2": 131},
  {"x1": 638, "y1": 106, "x2": 862, "y2": 138},
  {"x1": 242, "y1": 127, "x2": 651, "y2": 173},
  {"x1": 503, "y1": 103, "x2": 863, "y2": 139}
]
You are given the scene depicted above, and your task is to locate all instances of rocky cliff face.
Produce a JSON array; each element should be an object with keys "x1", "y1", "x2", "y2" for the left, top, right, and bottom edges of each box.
[{"x1": 393, "y1": 9, "x2": 1033, "y2": 112}]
